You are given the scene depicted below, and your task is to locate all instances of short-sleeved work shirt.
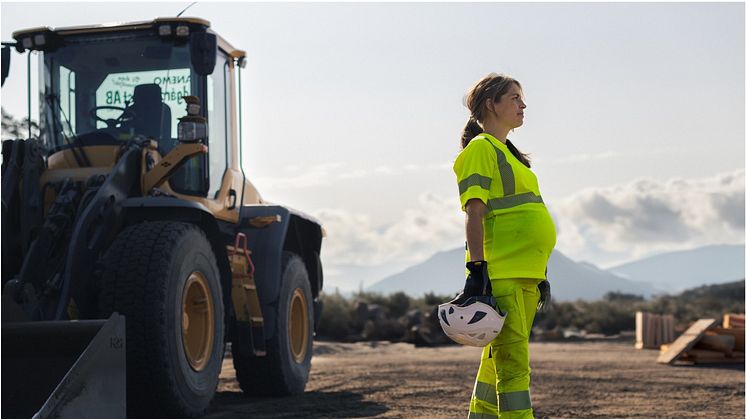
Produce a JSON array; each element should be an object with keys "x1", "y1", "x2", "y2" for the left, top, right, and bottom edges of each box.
[{"x1": 453, "y1": 133, "x2": 556, "y2": 280}]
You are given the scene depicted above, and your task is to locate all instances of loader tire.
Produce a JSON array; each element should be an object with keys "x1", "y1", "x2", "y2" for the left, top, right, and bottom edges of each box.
[
  {"x1": 232, "y1": 251, "x2": 314, "y2": 396},
  {"x1": 98, "y1": 221, "x2": 224, "y2": 419}
]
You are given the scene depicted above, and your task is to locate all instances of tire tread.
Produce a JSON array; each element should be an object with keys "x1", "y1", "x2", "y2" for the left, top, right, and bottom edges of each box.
[
  {"x1": 98, "y1": 221, "x2": 220, "y2": 418},
  {"x1": 232, "y1": 251, "x2": 312, "y2": 396}
]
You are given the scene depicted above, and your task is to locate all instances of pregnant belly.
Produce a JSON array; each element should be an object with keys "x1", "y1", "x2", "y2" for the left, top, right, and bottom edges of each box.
[{"x1": 487, "y1": 205, "x2": 557, "y2": 255}]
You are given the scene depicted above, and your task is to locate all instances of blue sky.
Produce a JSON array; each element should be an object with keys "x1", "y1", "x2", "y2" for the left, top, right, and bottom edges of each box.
[{"x1": 2, "y1": 2, "x2": 744, "y2": 291}]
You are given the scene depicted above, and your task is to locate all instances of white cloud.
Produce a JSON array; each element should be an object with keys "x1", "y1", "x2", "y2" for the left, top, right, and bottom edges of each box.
[
  {"x1": 308, "y1": 169, "x2": 744, "y2": 290},
  {"x1": 313, "y1": 192, "x2": 464, "y2": 269},
  {"x1": 373, "y1": 166, "x2": 394, "y2": 174},
  {"x1": 254, "y1": 162, "x2": 345, "y2": 189},
  {"x1": 553, "y1": 169, "x2": 745, "y2": 266},
  {"x1": 553, "y1": 151, "x2": 620, "y2": 164},
  {"x1": 337, "y1": 168, "x2": 368, "y2": 179},
  {"x1": 253, "y1": 161, "x2": 453, "y2": 190}
]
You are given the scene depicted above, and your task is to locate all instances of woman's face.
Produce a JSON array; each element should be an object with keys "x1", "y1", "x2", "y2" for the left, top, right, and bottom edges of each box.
[{"x1": 487, "y1": 83, "x2": 526, "y2": 129}]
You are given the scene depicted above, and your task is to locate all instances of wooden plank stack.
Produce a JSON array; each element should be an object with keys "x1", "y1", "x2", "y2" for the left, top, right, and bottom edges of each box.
[
  {"x1": 723, "y1": 313, "x2": 745, "y2": 329},
  {"x1": 657, "y1": 313, "x2": 745, "y2": 365},
  {"x1": 656, "y1": 319, "x2": 716, "y2": 363},
  {"x1": 635, "y1": 312, "x2": 675, "y2": 349}
]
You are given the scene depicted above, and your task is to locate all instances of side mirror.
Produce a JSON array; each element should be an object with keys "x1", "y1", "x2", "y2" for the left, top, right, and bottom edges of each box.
[
  {"x1": 1, "y1": 46, "x2": 10, "y2": 87},
  {"x1": 190, "y1": 32, "x2": 216, "y2": 76}
]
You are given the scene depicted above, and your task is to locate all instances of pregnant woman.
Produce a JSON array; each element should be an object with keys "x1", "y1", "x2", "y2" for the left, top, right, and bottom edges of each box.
[{"x1": 453, "y1": 73, "x2": 557, "y2": 419}]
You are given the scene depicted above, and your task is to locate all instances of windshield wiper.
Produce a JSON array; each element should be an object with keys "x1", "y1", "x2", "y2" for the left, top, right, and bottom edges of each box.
[{"x1": 45, "y1": 93, "x2": 90, "y2": 167}]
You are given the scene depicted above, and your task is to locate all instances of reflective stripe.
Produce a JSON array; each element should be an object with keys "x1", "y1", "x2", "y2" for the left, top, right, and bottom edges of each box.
[
  {"x1": 498, "y1": 390, "x2": 532, "y2": 412},
  {"x1": 468, "y1": 412, "x2": 498, "y2": 419},
  {"x1": 493, "y1": 146, "x2": 515, "y2": 196},
  {"x1": 472, "y1": 134, "x2": 516, "y2": 196},
  {"x1": 487, "y1": 192, "x2": 544, "y2": 211},
  {"x1": 472, "y1": 134, "x2": 543, "y2": 211},
  {"x1": 459, "y1": 173, "x2": 492, "y2": 195},
  {"x1": 472, "y1": 381, "x2": 497, "y2": 405}
]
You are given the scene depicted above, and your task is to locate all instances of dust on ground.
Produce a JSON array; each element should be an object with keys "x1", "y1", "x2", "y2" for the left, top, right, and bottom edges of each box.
[{"x1": 207, "y1": 340, "x2": 744, "y2": 418}]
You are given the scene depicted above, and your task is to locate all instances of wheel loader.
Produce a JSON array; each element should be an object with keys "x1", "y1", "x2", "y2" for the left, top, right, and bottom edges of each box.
[{"x1": 1, "y1": 17, "x2": 324, "y2": 419}]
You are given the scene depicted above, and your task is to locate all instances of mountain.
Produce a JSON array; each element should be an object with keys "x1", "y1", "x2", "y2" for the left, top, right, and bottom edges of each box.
[
  {"x1": 367, "y1": 248, "x2": 659, "y2": 301},
  {"x1": 544, "y1": 251, "x2": 658, "y2": 300},
  {"x1": 367, "y1": 247, "x2": 466, "y2": 297},
  {"x1": 607, "y1": 244, "x2": 745, "y2": 292}
]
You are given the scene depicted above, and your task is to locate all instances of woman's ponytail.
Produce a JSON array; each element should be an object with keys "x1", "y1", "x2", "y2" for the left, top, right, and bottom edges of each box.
[
  {"x1": 461, "y1": 119, "x2": 533, "y2": 168},
  {"x1": 460, "y1": 116, "x2": 483, "y2": 149}
]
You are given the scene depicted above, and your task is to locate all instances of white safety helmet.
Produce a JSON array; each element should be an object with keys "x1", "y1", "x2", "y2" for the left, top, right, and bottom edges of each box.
[{"x1": 438, "y1": 296, "x2": 506, "y2": 347}]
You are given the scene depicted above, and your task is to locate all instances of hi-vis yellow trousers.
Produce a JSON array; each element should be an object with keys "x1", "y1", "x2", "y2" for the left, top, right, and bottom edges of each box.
[{"x1": 468, "y1": 278, "x2": 543, "y2": 419}]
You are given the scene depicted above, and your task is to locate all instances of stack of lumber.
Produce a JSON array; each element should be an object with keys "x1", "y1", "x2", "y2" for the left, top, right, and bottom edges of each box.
[
  {"x1": 635, "y1": 312, "x2": 675, "y2": 349},
  {"x1": 723, "y1": 313, "x2": 745, "y2": 329},
  {"x1": 657, "y1": 314, "x2": 745, "y2": 365}
]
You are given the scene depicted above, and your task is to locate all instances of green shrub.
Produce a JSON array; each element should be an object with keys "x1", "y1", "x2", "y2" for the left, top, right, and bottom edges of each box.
[
  {"x1": 317, "y1": 280, "x2": 745, "y2": 340},
  {"x1": 316, "y1": 291, "x2": 353, "y2": 339},
  {"x1": 385, "y1": 292, "x2": 410, "y2": 317},
  {"x1": 534, "y1": 280, "x2": 744, "y2": 335}
]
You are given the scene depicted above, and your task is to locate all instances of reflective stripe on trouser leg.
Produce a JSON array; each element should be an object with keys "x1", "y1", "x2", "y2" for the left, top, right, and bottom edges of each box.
[
  {"x1": 469, "y1": 345, "x2": 499, "y2": 418},
  {"x1": 499, "y1": 390, "x2": 532, "y2": 412},
  {"x1": 495, "y1": 280, "x2": 540, "y2": 418},
  {"x1": 469, "y1": 279, "x2": 541, "y2": 419}
]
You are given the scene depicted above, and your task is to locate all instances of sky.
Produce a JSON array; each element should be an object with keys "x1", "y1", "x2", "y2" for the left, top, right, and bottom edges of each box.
[{"x1": 1, "y1": 1, "x2": 744, "y2": 292}]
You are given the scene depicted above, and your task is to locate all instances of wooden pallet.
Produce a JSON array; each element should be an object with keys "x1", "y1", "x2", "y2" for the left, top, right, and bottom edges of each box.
[
  {"x1": 656, "y1": 319, "x2": 716, "y2": 364},
  {"x1": 658, "y1": 318, "x2": 745, "y2": 365},
  {"x1": 710, "y1": 327, "x2": 745, "y2": 352},
  {"x1": 635, "y1": 312, "x2": 675, "y2": 349}
]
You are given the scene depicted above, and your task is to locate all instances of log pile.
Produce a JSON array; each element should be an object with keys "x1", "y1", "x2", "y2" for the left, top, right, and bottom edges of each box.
[
  {"x1": 657, "y1": 313, "x2": 745, "y2": 365},
  {"x1": 635, "y1": 312, "x2": 675, "y2": 349}
]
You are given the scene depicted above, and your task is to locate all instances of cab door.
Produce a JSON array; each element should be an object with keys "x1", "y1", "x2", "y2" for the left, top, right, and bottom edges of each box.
[{"x1": 204, "y1": 49, "x2": 245, "y2": 223}]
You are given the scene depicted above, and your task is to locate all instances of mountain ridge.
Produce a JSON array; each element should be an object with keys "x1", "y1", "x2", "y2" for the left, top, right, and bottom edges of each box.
[
  {"x1": 368, "y1": 244, "x2": 744, "y2": 301},
  {"x1": 607, "y1": 244, "x2": 745, "y2": 291}
]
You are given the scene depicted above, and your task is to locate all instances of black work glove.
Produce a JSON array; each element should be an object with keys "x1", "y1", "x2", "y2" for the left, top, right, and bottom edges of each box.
[
  {"x1": 537, "y1": 280, "x2": 551, "y2": 312},
  {"x1": 449, "y1": 261, "x2": 492, "y2": 306}
]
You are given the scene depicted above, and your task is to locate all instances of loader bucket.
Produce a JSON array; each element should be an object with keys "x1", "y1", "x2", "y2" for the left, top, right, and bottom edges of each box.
[{"x1": 1, "y1": 313, "x2": 126, "y2": 419}]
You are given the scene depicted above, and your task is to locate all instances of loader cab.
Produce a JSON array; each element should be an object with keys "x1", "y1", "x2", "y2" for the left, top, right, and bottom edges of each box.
[{"x1": 12, "y1": 18, "x2": 244, "y2": 203}]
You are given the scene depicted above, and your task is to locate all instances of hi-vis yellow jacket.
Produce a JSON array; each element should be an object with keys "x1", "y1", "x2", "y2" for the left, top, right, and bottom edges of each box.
[{"x1": 454, "y1": 133, "x2": 556, "y2": 280}]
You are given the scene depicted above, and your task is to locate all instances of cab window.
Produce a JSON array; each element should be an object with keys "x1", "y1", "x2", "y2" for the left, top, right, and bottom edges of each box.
[{"x1": 206, "y1": 53, "x2": 230, "y2": 198}]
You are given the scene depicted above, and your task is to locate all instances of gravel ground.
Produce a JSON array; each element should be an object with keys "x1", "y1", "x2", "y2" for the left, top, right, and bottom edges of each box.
[{"x1": 207, "y1": 340, "x2": 744, "y2": 418}]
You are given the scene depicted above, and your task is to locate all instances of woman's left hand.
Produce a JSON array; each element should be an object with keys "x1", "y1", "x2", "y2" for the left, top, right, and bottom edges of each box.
[{"x1": 537, "y1": 280, "x2": 551, "y2": 312}]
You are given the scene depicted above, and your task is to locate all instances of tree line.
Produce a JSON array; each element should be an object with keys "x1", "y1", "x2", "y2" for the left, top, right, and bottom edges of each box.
[{"x1": 316, "y1": 280, "x2": 745, "y2": 342}]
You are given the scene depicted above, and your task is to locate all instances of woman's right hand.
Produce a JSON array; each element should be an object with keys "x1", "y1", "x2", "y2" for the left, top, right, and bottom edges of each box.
[{"x1": 449, "y1": 260, "x2": 492, "y2": 305}]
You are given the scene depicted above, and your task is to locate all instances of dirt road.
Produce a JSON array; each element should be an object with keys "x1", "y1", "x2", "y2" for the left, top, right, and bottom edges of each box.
[{"x1": 208, "y1": 340, "x2": 744, "y2": 418}]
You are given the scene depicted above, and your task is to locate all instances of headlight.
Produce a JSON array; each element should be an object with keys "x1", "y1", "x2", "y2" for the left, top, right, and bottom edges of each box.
[
  {"x1": 158, "y1": 24, "x2": 172, "y2": 36},
  {"x1": 178, "y1": 120, "x2": 208, "y2": 143},
  {"x1": 22, "y1": 37, "x2": 33, "y2": 50},
  {"x1": 175, "y1": 25, "x2": 189, "y2": 37},
  {"x1": 33, "y1": 33, "x2": 46, "y2": 46}
]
